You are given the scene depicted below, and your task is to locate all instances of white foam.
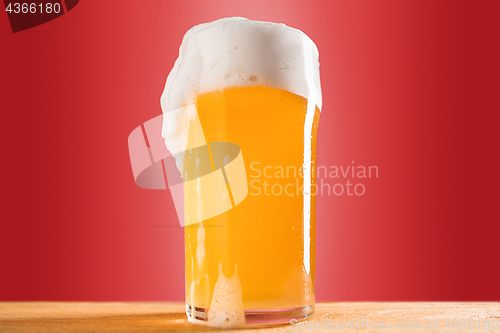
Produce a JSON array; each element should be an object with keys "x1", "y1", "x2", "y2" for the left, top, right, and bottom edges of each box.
[
  {"x1": 186, "y1": 262, "x2": 245, "y2": 328},
  {"x1": 160, "y1": 17, "x2": 322, "y2": 155},
  {"x1": 207, "y1": 263, "x2": 245, "y2": 328}
]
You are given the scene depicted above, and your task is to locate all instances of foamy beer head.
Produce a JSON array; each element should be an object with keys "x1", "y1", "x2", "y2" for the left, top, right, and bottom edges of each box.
[
  {"x1": 160, "y1": 17, "x2": 321, "y2": 227},
  {"x1": 161, "y1": 17, "x2": 322, "y2": 148}
]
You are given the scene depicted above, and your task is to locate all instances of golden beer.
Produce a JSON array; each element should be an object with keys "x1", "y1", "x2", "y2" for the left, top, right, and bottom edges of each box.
[
  {"x1": 184, "y1": 86, "x2": 320, "y2": 326},
  {"x1": 160, "y1": 17, "x2": 322, "y2": 327}
]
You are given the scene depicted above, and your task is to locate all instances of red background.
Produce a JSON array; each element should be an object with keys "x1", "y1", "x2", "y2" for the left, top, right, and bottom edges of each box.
[{"x1": 1, "y1": 0, "x2": 499, "y2": 302}]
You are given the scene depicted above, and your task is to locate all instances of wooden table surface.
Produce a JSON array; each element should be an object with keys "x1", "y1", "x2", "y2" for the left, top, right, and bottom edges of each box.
[{"x1": 0, "y1": 302, "x2": 499, "y2": 332}]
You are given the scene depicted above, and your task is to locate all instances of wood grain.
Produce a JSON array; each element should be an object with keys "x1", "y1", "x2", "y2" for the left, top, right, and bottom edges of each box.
[{"x1": 0, "y1": 302, "x2": 498, "y2": 332}]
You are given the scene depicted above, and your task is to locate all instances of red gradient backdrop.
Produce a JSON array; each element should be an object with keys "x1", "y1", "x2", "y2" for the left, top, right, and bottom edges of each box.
[{"x1": 1, "y1": 0, "x2": 499, "y2": 302}]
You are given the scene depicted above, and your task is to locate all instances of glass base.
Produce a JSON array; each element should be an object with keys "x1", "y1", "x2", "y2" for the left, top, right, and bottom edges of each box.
[{"x1": 186, "y1": 304, "x2": 315, "y2": 327}]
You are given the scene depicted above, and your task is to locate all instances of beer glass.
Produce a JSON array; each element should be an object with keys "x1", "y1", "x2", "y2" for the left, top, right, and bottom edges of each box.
[{"x1": 160, "y1": 17, "x2": 322, "y2": 328}]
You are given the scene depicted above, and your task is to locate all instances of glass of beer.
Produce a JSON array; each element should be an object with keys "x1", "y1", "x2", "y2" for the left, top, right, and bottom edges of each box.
[{"x1": 160, "y1": 17, "x2": 321, "y2": 328}]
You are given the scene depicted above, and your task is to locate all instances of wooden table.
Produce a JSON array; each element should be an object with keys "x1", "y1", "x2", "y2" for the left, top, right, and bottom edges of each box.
[{"x1": 0, "y1": 302, "x2": 499, "y2": 332}]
